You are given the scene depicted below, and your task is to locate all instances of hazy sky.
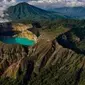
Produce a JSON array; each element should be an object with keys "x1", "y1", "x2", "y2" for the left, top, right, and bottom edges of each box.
[
  {"x1": 0, "y1": 0, "x2": 85, "y2": 17},
  {"x1": 0, "y1": 0, "x2": 85, "y2": 10},
  {"x1": 28, "y1": 0, "x2": 85, "y2": 8},
  {"x1": 0, "y1": 0, "x2": 85, "y2": 22}
]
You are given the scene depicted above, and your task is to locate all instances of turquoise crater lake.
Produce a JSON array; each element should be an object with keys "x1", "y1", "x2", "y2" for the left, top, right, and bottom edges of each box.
[{"x1": 0, "y1": 37, "x2": 35, "y2": 46}]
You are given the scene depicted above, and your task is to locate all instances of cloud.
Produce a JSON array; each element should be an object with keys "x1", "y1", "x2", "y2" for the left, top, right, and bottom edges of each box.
[
  {"x1": 0, "y1": 0, "x2": 85, "y2": 11},
  {"x1": 0, "y1": 0, "x2": 16, "y2": 22},
  {"x1": 28, "y1": 0, "x2": 85, "y2": 9},
  {"x1": 1, "y1": 0, "x2": 85, "y2": 22}
]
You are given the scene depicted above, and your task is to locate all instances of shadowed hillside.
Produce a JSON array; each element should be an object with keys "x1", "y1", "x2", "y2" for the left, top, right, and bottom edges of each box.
[
  {"x1": 0, "y1": 19, "x2": 85, "y2": 85},
  {"x1": 4, "y1": 2, "x2": 66, "y2": 22},
  {"x1": 49, "y1": 7, "x2": 85, "y2": 19}
]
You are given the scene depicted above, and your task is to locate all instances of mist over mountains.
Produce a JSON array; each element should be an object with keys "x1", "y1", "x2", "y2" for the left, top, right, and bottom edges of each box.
[
  {"x1": 28, "y1": 0, "x2": 85, "y2": 8},
  {"x1": 4, "y1": 2, "x2": 66, "y2": 22},
  {"x1": 1, "y1": 1, "x2": 85, "y2": 85},
  {"x1": 1, "y1": 0, "x2": 85, "y2": 22},
  {"x1": 47, "y1": 6, "x2": 85, "y2": 19}
]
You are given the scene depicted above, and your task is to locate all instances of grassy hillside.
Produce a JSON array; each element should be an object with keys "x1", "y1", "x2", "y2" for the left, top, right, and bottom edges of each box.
[
  {"x1": 0, "y1": 19, "x2": 85, "y2": 85},
  {"x1": 5, "y1": 2, "x2": 66, "y2": 22},
  {"x1": 51, "y1": 7, "x2": 85, "y2": 19}
]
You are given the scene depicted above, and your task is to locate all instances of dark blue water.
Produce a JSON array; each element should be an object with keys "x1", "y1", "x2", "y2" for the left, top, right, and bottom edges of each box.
[{"x1": 0, "y1": 37, "x2": 35, "y2": 46}]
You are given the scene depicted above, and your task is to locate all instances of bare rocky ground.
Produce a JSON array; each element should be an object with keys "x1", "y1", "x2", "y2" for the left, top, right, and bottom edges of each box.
[{"x1": 0, "y1": 26, "x2": 85, "y2": 85}]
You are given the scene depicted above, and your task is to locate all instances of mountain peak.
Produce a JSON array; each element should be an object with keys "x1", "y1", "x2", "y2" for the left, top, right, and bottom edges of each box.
[
  {"x1": 5, "y1": 2, "x2": 65, "y2": 22},
  {"x1": 16, "y1": 2, "x2": 30, "y2": 6}
]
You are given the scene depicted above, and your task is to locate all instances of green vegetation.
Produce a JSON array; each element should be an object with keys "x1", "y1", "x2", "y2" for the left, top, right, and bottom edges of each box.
[
  {"x1": 5, "y1": 2, "x2": 65, "y2": 22},
  {"x1": 1, "y1": 19, "x2": 85, "y2": 85}
]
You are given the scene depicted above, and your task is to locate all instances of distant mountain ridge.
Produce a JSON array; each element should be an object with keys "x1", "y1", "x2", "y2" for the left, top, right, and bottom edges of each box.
[
  {"x1": 49, "y1": 7, "x2": 85, "y2": 19},
  {"x1": 4, "y1": 2, "x2": 66, "y2": 22}
]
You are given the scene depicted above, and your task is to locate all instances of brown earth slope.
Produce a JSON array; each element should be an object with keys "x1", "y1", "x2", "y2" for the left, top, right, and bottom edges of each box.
[{"x1": 0, "y1": 24, "x2": 85, "y2": 85}]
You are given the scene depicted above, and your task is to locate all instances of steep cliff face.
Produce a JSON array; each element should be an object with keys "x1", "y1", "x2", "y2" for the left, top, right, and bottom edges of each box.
[
  {"x1": 29, "y1": 40, "x2": 85, "y2": 85},
  {"x1": 0, "y1": 22, "x2": 85, "y2": 85},
  {"x1": 0, "y1": 36, "x2": 85, "y2": 85}
]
